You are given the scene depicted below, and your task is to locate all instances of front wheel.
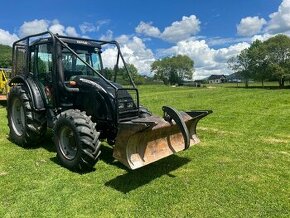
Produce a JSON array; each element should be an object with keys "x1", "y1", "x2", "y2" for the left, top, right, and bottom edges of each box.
[{"x1": 54, "y1": 109, "x2": 101, "y2": 171}]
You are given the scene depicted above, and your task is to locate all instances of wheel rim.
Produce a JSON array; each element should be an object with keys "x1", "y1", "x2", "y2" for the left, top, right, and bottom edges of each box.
[
  {"x1": 11, "y1": 97, "x2": 25, "y2": 136},
  {"x1": 59, "y1": 126, "x2": 78, "y2": 160}
]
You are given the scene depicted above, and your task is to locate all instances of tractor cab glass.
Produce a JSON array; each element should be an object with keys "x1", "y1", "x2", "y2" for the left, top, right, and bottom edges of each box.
[
  {"x1": 62, "y1": 46, "x2": 102, "y2": 81},
  {"x1": 35, "y1": 44, "x2": 53, "y2": 83}
]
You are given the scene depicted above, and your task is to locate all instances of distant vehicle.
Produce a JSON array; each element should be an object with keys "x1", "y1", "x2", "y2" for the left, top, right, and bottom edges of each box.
[{"x1": 0, "y1": 69, "x2": 10, "y2": 101}]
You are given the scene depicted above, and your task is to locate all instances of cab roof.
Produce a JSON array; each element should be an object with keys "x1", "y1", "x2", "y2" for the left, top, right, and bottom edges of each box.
[{"x1": 30, "y1": 36, "x2": 102, "y2": 49}]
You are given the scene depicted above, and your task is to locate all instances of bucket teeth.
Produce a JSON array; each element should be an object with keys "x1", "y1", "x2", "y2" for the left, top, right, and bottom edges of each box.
[{"x1": 113, "y1": 107, "x2": 212, "y2": 170}]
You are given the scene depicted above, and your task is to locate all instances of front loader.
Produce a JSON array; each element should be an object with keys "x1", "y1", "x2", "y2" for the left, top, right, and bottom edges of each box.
[{"x1": 7, "y1": 31, "x2": 212, "y2": 171}]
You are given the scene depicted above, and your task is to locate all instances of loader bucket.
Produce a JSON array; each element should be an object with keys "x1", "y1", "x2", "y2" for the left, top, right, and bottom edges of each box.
[{"x1": 113, "y1": 106, "x2": 212, "y2": 169}]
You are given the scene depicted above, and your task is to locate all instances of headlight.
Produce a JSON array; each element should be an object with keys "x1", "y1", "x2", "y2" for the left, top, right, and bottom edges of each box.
[
  {"x1": 118, "y1": 102, "x2": 125, "y2": 109},
  {"x1": 127, "y1": 102, "x2": 134, "y2": 108}
]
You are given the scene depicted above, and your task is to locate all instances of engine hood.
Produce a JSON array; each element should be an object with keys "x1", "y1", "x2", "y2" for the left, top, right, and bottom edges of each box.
[{"x1": 73, "y1": 75, "x2": 120, "y2": 97}]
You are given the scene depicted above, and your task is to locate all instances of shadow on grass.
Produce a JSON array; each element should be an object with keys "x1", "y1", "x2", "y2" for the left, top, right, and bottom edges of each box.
[
  {"x1": 99, "y1": 145, "x2": 128, "y2": 170},
  {"x1": 103, "y1": 146, "x2": 190, "y2": 193},
  {"x1": 49, "y1": 156, "x2": 97, "y2": 174},
  {"x1": 0, "y1": 100, "x2": 7, "y2": 107},
  {"x1": 7, "y1": 130, "x2": 56, "y2": 153},
  {"x1": 49, "y1": 143, "x2": 114, "y2": 175},
  {"x1": 225, "y1": 85, "x2": 290, "y2": 90},
  {"x1": 36, "y1": 131, "x2": 56, "y2": 152}
]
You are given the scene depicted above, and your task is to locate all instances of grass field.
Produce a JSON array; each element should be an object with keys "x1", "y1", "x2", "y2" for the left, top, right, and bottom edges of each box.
[{"x1": 0, "y1": 84, "x2": 290, "y2": 217}]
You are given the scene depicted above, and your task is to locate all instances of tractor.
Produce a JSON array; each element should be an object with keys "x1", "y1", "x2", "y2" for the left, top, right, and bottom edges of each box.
[{"x1": 7, "y1": 31, "x2": 212, "y2": 171}]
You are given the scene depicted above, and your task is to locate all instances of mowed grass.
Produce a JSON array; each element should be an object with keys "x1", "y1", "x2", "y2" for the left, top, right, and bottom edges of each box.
[{"x1": 1, "y1": 84, "x2": 290, "y2": 217}]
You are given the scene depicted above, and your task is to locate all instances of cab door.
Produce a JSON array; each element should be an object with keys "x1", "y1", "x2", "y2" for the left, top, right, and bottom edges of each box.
[{"x1": 30, "y1": 43, "x2": 54, "y2": 106}]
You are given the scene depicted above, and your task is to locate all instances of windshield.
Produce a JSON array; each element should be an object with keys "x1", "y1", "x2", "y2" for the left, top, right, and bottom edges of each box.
[
  {"x1": 60, "y1": 42, "x2": 135, "y2": 88},
  {"x1": 62, "y1": 46, "x2": 102, "y2": 81}
]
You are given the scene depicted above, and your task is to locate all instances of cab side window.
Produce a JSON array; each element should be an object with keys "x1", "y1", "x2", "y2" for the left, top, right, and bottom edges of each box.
[{"x1": 37, "y1": 44, "x2": 53, "y2": 84}]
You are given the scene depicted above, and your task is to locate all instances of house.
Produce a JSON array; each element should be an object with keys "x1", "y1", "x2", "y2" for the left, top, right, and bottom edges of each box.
[{"x1": 207, "y1": 75, "x2": 227, "y2": 84}]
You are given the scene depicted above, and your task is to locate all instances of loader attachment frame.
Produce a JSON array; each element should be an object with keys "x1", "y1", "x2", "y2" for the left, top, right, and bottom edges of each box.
[{"x1": 113, "y1": 106, "x2": 212, "y2": 169}]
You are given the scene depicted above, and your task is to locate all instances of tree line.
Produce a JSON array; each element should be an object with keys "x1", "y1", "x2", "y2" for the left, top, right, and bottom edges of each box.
[
  {"x1": 0, "y1": 44, "x2": 12, "y2": 68},
  {"x1": 103, "y1": 55, "x2": 195, "y2": 85},
  {"x1": 228, "y1": 34, "x2": 290, "y2": 87}
]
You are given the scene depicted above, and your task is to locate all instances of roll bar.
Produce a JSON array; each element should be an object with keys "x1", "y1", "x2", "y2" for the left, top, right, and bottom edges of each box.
[{"x1": 12, "y1": 31, "x2": 136, "y2": 92}]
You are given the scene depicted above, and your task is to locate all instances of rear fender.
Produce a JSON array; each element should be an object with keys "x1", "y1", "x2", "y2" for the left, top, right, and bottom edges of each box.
[{"x1": 9, "y1": 75, "x2": 45, "y2": 111}]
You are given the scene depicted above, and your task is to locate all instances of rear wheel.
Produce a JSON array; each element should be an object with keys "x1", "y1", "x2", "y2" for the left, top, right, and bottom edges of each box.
[
  {"x1": 7, "y1": 85, "x2": 46, "y2": 147},
  {"x1": 54, "y1": 109, "x2": 101, "y2": 171}
]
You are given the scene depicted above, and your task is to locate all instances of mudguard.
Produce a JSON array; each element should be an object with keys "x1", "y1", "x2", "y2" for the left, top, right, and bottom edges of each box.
[{"x1": 9, "y1": 75, "x2": 45, "y2": 110}]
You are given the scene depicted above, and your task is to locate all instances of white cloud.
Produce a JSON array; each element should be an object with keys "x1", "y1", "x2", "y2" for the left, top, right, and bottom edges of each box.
[
  {"x1": 116, "y1": 34, "x2": 130, "y2": 44},
  {"x1": 79, "y1": 22, "x2": 96, "y2": 34},
  {"x1": 49, "y1": 22, "x2": 65, "y2": 35},
  {"x1": 96, "y1": 19, "x2": 110, "y2": 31},
  {"x1": 206, "y1": 36, "x2": 252, "y2": 47},
  {"x1": 159, "y1": 40, "x2": 215, "y2": 67},
  {"x1": 19, "y1": 19, "x2": 49, "y2": 37},
  {"x1": 214, "y1": 42, "x2": 250, "y2": 62},
  {"x1": 161, "y1": 15, "x2": 201, "y2": 42},
  {"x1": 135, "y1": 21, "x2": 161, "y2": 38},
  {"x1": 18, "y1": 19, "x2": 81, "y2": 38},
  {"x1": 135, "y1": 15, "x2": 201, "y2": 43},
  {"x1": 79, "y1": 20, "x2": 110, "y2": 34},
  {"x1": 65, "y1": 26, "x2": 79, "y2": 37},
  {"x1": 102, "y1": 35, "x2": 155, "y2": 75},
  {"x1": 158, "y1": 39, "x2": 249, "y2": 80},
  {"x1": 251, "y1": 33, "x2": 273, "y2": 42},
  {"x1": 0, "y1": 29, "x2": 19, "y2": 46},
  {"x1": 266, "y1": 0, "x2": 290, "y2": 33},
  {"x1": 235, "y1": 1, "x2": 290, "y2": 37},
  {"x1": 100, "y1": 30, "x2": 114, "y2": 41},
  {"x1": 237, "y1": 16, "x2": 266, "y2": 36}
]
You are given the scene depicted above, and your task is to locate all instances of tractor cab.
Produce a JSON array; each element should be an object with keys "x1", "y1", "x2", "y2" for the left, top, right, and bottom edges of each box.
[{"x1": 12, "y1": 33, "x2": 139, "y2": 127}]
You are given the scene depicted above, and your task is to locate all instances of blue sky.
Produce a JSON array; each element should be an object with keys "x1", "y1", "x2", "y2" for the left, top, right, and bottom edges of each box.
[{"x1": 0, "y1": 0, "x2": 288, "y2": 79}]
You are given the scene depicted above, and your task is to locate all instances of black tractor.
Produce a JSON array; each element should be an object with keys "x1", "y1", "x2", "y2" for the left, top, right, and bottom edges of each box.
[{"x1": 7, "y1": 31, "x2": 211, "y2": 171}]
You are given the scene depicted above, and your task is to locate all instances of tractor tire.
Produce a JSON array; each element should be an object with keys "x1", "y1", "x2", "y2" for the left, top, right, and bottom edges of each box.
[
  {"x1": 53, "y1": 109, "x2": 101, "y2": 172},
  {"x1": 7, "y1": 85, "x2": 46, "y2": 147}
]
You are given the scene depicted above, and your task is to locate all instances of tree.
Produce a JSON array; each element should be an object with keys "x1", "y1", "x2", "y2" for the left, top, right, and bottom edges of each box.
[
  {"x1": 102, "y1": 67, "x2": 114, "y2": 80},
  {"x1": 247, "y1": 40, "x2": 270, "y2": 87},
  {"x1": 151, "y1": 55, "x2": 194, "y2": 85},
  {"x1": 228, "y1": 35, "x2": 290, "y2": 88},
  {"x1": 263, "y1": 34, "x2": 290, "y2": 87},
  {"x1": 228, "y1": 49, "x2": 252, "y2": 87},
  {"x1": 0, "y1": 44, "x2": 12, "y2": 68},
  {"x1": 102, "y1": 64, "x2": 145, "y2": 85}
]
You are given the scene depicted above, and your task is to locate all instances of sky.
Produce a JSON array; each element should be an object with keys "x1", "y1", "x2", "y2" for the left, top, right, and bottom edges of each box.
[{"x1": 0, "y1": 0, "x2": 288, "y2": 79}]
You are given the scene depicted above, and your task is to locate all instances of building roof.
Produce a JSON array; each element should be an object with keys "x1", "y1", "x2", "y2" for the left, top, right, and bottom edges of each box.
[
  {"x1": 207, "y1": 74, "x2": 226, "y2": 80},
  {"x1": 226, "y1": 72, "x2": 243, "y2": 80}
]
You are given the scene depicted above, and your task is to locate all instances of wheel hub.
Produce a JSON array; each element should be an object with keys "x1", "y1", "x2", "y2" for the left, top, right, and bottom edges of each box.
[
  {"x1": 11, "y1": 98, "x2": 25, "y2": 136},
  {"x1": 59, "y1": 126, "x2": 78, "y2": 160}
]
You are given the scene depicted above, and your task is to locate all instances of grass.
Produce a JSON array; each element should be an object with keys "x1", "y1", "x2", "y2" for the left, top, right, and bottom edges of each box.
[{"x1": 1, "y1": 84, "x2": 290, "y2": 217}]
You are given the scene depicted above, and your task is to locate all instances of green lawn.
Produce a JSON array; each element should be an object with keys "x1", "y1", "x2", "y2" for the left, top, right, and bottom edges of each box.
[{"x1": 1, "y1": 84, "x2": 290, "y2": 217}]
